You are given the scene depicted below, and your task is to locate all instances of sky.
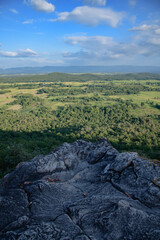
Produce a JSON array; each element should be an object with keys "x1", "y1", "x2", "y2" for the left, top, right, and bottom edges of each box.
[{"x1": 0, "y1": 0, "x2": 160, "y2": 68}]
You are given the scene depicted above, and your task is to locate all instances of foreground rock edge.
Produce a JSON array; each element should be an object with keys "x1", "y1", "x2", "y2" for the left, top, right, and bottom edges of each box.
[{"x1": 0, "y1": 139, "x2": 160, "y2": 240}]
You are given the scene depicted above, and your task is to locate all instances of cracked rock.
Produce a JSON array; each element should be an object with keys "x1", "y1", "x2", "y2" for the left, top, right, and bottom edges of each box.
[{"x1": 0, "y1": 139, "x2": 160, "y2": 240}]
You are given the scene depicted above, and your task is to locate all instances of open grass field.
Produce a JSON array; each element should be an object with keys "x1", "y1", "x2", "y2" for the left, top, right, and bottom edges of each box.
[{"x1": 0, "y1": 80, "x2": 160, "y2": 114}]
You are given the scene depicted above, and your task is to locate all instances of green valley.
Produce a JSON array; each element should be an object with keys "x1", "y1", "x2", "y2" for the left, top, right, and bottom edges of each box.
[{"x1": 0, "y1": 72, "x2": 160, "y2": 177}]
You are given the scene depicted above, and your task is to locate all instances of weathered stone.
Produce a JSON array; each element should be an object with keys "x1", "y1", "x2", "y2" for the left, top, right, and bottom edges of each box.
[{"x1": 0, "y1": 139, "x2": 160, "y2": 240}]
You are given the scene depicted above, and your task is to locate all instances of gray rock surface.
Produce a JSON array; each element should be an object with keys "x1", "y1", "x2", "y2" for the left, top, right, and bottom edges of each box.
[{"x1": 0, "y1": 139, "x2": 160, "y2": 240}]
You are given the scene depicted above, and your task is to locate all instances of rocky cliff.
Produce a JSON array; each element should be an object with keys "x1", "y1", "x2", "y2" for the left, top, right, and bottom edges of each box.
[{"x1": 0, "y1": 139, "x2": 160, "y2": 240}]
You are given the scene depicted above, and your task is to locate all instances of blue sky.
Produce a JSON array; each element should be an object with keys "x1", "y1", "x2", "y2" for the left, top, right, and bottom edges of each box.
[{"x1": 0, "y1": 0, "x2": 160, "y2": 68}]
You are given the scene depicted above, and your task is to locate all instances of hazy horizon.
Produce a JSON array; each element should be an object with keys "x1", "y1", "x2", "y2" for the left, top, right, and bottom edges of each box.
[
  {"x1": 1, "y1": 64, "x2": 160, "y2": 70},
  {"x1": 0, "y1": 65, "x2": 160, "y2": 75},
  {"x1": 0, "y1": 0, "x2": 160, "y2": 68}
]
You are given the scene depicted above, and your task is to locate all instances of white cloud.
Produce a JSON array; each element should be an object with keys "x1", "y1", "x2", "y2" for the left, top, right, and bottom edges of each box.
[
  {"x1": 25, "y1": 0, "x2": 55, "y2": 13},
  {"x1": 83, "y1": 0, "x2": 106, "y2": 6},
  {"x1": 63, "y1": 29, "x2": 160, "y2": 65},
  {"x1": 155, "y1": 29, "x2": 160, "y2": 34},
  {"x1": 129, "y1": 0, "x2": 136, "y2": 6},
  {"x1": 0, "y1": 48, "x2": 38, "y2": 57},
  {"x1": 0, "y1": 51, "x2": 18, "y2": 57},
  {"x1": 22, "y1": 19, "x2": 34, "y2": 24},
  {"x1": 130, "y1": 24, "x2": 158, "y2": 32},
  {"x1": 53, "y1": 6, "x2": 125, "y2": 27},
  {"x1": 148, "y1": 37, "x2": 160, "y2": 45},
  {"x1": 129, "y1": 24, "x2": 160, "y2": 45},
  {"x1": 65, "y1": 36, "x2": 115, "y2": 49},
  {"x1": 64, "y1": 36, "x2": 121, "y2": 63},
  {"x1": 10, "y1": 9, "x2": 19, "y2": 14}
]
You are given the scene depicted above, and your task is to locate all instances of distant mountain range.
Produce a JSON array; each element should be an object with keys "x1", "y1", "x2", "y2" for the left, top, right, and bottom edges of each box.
[{"x1": 0, "y1": 65, "x2": 160, "y2": 75}]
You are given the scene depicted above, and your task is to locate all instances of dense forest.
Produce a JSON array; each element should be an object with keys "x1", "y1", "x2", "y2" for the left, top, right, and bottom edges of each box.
[{"x1": 0, "y1": 72, "x2": 160, "y2": 177}]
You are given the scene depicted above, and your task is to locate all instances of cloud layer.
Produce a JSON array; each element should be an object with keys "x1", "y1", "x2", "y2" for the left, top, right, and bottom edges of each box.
[
  {"x1": 63, "y1": 23, "x2": 160, "y2": 65},
  {"x1": 53, "y1": 6, "x2": 124, "y2": 27},
  {"x1": 64, "y1": 36, "x2": 120, "y2": 63},
  {"x1": 130, "y1": 24, "x2": 160, "y2": 46},
  {"x1": 0, "y1": 48, "x2": 38, "y2": 57},
  {"x1": 25, "y1": 0, "x2": 55, "y2": 13},
  {"x1": 130, "y1": 24, "x2": 160, "y2": 32}
]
